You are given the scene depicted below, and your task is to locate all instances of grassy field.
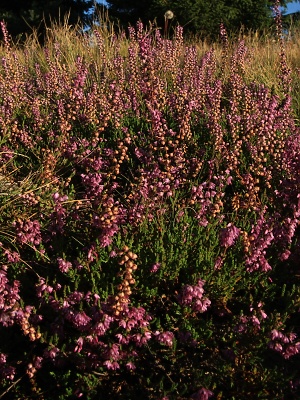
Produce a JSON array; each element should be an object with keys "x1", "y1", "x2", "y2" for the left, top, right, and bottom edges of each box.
[{"x1": 0, "y1": 13, "x2": 300, "y2": 399}]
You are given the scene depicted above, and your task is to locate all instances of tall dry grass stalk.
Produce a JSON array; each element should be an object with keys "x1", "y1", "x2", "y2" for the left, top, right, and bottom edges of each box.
[{"x1": 0, "y1": 14, "x2": 299, "y2": 83}]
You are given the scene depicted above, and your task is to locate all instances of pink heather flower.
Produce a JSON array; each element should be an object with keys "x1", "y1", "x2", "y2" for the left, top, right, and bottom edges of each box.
[
  {"x1": 191, "y1": 388, "x2": 214, "y2": 400},
  {"x1": 93, "y1": 293, "x2": 100, "y2": 303},
  {"x1": 280, "y1": 249, "x2": 291, "y2": 261},
  {"x1": 14, "y1": 219, "x2": 42, "y2": 246},
  {"x1": 269, "y1": 328, "x2": 299, "y2": 359},
  {"x1": 260, "y1": 310, "x2": 268, "y2": 319},
  {"x1": 36, "y1": 279, "x2": 54, "y2": 297},
  {"x1": 150, "y1": 262, "x2": 161, "y2": 273},
  {"x1": 274, "y1": 342, "x2": 283, "y2": 352},
  {"x1": 74, "y1": 260, "x2": 84, "y2": 270},
  {"x1": 0, "y1": 353, "x2": 16, "y2": 380},
  {"x1": 103, "y1": 360, "x2": 120, "y2": 370},
  {"x1": 251, "y1": 316, "x2": 261, "y2": 326},
  {"x1": 87, "y1": 244, "x2": 97, "y2": 261},
  {"x1": 53, "y1": 192, "x2": 60, "y2": 201},
  {"x1": 57, "y1": 258, "x2": 72, "y2": 273},
  {"x1": 119, "y1": 319, "x2": 127, "y2": 329},
  {"x1": 0, "y1": 270, "x2": 20, "y2": 316},
  {"x1": 126, "y1": 362, "x2": 136, "y2": 370},
  {"x1": 116, "y1": 333, "x2": 129, "y2": 345},
  {"x1": 33, "y1": 357, "x2": 43, "y2": 369},
  {"x1": 108, "y1": 343, "x2": 121, "y2": 360},
  {"x1": 132, "y1": 331, "x2": 152, "y2": 346},
  {"x1": 284, "y1": 344, "x2": 300, "y2": 359},
  {"x1": 3, "y1": 248, "x2": 20, "y2": 263},
  {"x1": 220, "y1": 223, "x2": 240, "y2": 247},
  {"x1": 67, "y1": 291, "x2": 84, "y2": 304},
  {"x1": 44, "y1": 347, "x2": 59, "y2": 359},
  {"x1": 72, "y1": 311, "x2": 92, "y2": 328},
  {"x1": 53, "y1": 193, "x2": 68, "y2": 203},
  {"x1": 270, "y1": 329, "x2": 282, "y2": 340},
  {"x1": 127, "y1": 319, "x2": 138, "y2": 330},
  {"x1": 74, "y1": 389, "x2": 84, "y2": 398},
  {"x1": 95, "y1": 314, "x2": 114, "y2": 335},
  {"x1": 94, "y1": 322, "x2": 106, "y2": 336},
  {"x1": 155, "y1": 331, "x2": 174, "y2": 347},
  {"x1": 0, "y1": 353, "x2": 6, "y2": 364},
  {"x1": 214, "y1": 256, "x2": 223, "y2": 270},
  {"x1": 143, "y1": 331, "x2": 152, "y2": 341},
  {"x1": 178, "y1": 279, "x2": 211, "y2": 313}
]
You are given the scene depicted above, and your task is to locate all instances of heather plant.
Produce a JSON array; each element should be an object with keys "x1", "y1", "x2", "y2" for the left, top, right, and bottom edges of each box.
[{"x1": 0, "y1": 7, "x2": 300, "y2": 399}]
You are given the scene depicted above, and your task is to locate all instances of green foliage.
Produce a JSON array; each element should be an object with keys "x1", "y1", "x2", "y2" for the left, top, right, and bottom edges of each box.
[
  {"x1": 0, "y1": 0, "x2": 94, "y2": 42},
  {"x1": 106, "y1": 0, "x2": 293, "y2": 39}
]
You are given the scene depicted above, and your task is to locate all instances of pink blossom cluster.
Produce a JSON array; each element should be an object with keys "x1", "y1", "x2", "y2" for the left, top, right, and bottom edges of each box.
[
  {"x1": 191, "y1": 387, "x2": 214, "y2": 400},
  {"x1": 81, "y1": 172, "x2": 104, "y2": 199},
  {"x1": 0, "y1": 353, "x2": 15, "y2": 381},
  {"x1": 150, "y1": 262, "x2": 161, "y2": 273},
  {"x1": 1, "y1": 244, "x2": 20, "y2": 263},
  {"x1": 48, "y1": 192, "x2": 68, "y2": 235},
  {"x1": 245, "y1": 207, "x2": 274, "y2": 272},
  {"x1": 57, "y1": 257, "x2": 72, "y2": 273},
  {"x1": 269, "y1": 329, "x2": 300, "y2": 359},
  {"x1": 190, "y1": 173, "x2": 230, "y2": 226},
  {"x1": 33, "y1": 281, "x2": 157, "y2": 371},
  {"x1": 235, "y1": 302, "x2": 268, "y2": 334},
  {"x1": 0, "y1": 268, "x2": 20, "y2": 326},
  {"x1": 178, "y1": 279, "x2": 211, "y2": 313},
  {"x1": 13, "y1": 219, "x2": 42, "y2": 246},
  {"x1": 219, "y1": 223, "x2": 240, "y2": 248},
  {"x1": 154, "y1": 331, "x2": 175, "y2": 347}
]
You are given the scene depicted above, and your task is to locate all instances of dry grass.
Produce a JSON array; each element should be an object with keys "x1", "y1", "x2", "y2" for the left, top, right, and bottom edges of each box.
[{"x1": 1, "y1": 12, "x2": 300, "y2": 108}]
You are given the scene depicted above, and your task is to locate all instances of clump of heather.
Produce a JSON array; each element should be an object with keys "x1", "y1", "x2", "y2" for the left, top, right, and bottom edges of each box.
[
  {"x1": 178, "y1": 279, "x2": 211, "y2": 313},
  {"x1": 0, "y1": 10, "x2": 300, "y2": 399}
]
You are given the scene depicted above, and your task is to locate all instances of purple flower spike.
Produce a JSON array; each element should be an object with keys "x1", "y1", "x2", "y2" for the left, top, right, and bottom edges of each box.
[{"x1": 220, "y1": 223, "x2": 240, "y2": 248}]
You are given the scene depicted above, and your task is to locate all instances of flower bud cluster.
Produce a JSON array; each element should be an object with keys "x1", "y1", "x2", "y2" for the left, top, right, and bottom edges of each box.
[
  {"x1": 113, "y1": 246, "x2": 138, "y2": 315},
  {"x1": 40, "y1": 149, "x2": 59, "y2": 184},
  {"x1": 15, "y1": 306, "x2": 42, "y2": 341},
  {"x1": 18, "y1": 191, "x2": 40, "y2": 207},
  {"x1": 107, "y1": 138, "x2": 129, "y2": 180},
  {"x1": 26, "y1": 356, "x2": 43, "y2": 379}
]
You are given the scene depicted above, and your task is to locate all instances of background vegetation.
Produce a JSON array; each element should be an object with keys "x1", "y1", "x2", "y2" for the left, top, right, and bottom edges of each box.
[
  {"x1": 0, "y1": 0, "x2": 299, "y2": 41},
  {"x1": 106, "y1": 0, "x2": 292, "y2": 39},
  {"x1": 0, "y1": 0, "x2": 94, "y2": 41}
]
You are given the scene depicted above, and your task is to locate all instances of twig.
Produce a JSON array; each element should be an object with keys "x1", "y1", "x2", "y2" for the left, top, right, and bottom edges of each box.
[{"x1": 0, "y1": 375, "x2": 24, "y2": 399}]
